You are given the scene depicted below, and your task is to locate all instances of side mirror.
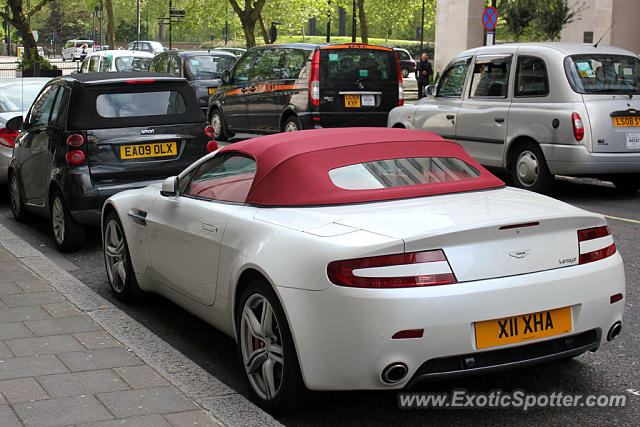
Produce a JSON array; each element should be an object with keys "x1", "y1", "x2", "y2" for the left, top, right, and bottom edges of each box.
[
  {"x1": 160, "y1": 176, "x2": 179, "y2": 197},
  {"x1": 5, "y1": 115, "x2": 23, "y2": 131},
  {"x1": 221, "y1": 70, "x2": 231, "y2": 85},
  {"x1": 425, "y1": 85, "x2": 436, "y2": 97}
]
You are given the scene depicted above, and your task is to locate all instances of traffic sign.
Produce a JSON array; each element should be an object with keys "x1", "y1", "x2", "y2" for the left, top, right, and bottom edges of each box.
[
  {"x1": 169, "y1": 8, "x2": 186, "y2": 17},
  {"x1": 482, "y1": 6, "x2": 497, "y2": 31}
]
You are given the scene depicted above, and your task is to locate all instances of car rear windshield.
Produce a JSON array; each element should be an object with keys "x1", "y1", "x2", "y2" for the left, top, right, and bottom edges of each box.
[
  {"x1": 565, "y1": 54, "x2": 640, "y2": 94},
  {"x1": 96, "y1": 91, "x2": 186, "y2": 118},
  {"x1": 329, "y1": 157, "x2": 480, "y2": 190},
  {"x1": 115, "y1": 56, "x2": 152, "y2": 71},
  {"x1": 320, "y1": 48, "x2": 397, "y2": 84},
  {"x1": 186, "y1": 55, "x2": 236, "y2": 80}
]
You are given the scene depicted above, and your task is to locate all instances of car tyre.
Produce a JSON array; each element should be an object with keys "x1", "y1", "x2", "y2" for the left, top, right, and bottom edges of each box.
[
  {"x1": 50, "y1": 189, "x2": 85, "y2": 252},
  {"x1": 236, "y1": 279, "x2": 306, "y2": 414},
  {"x1": 283, "y1": 116, "x2": 302, "y2": 132},
  {"x1": 9, "y1": 172, "x2": 27, "y2": 222},
  {"x1": 611, "y1": 175, "x2": 640, "y2": 192},
  {"x1": 210, "y1": 109, "x2": 233, "y2": 141},
  {"x1": 402, "y1": 68, "x2": 409, "y2": 78},
  {"x1": 103, "y1": 212, "x2": 141, "y2": 302},
  {"x1": 509, "y1": 141, "x2": 553, "y2": 193}
]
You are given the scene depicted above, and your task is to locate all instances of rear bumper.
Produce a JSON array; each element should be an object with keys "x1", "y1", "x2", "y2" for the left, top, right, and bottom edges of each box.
[
  {"x1": 300, "y1": 111, "x2": 390, "y2": 129},
  {"x1": 276, "y1": 253, "x2": 625, "y2": 391},
  {"x1": 541, "y1": 143, "x2": 640, "y2": 175}
]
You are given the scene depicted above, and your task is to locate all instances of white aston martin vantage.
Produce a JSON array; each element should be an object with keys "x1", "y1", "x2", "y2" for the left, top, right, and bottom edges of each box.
[{"x1": 101, "y1": 128, "x2": 625, "y2": 413}]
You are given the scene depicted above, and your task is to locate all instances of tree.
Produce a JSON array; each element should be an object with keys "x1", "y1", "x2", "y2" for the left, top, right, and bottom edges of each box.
[
  {"x1": 228, "y1": 0, "x2": 268, "y2": 48},
  {"x1": 105, "y1": 0, "x2": 115, "y2": 47},
  {"x1": 356, "y1": 0, "x2": 367, "y2": 43},
  {"x1": 1, "y1": 0, "x2": 52, "y2": 61},
  {"x1": 535, "y1": 0, "x2": 586, "y2": 41},
  {"x1": 498, "y1": 0, "x2": 536, "y2": 42}
]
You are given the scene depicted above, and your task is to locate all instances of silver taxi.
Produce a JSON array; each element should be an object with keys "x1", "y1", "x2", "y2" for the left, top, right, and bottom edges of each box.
[{"x1": 388, "y1": 43, "x2": 640, "y2": 192}]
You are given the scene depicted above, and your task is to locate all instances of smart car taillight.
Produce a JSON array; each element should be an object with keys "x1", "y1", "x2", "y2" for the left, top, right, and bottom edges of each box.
[
  {"x1": 204, "y1": 125, "x2": 215, "y2": 138},
  {"x1": 65, "y1": 150, "x2": 85, "y2": 164},
  {"x1": 578, "y1": 225, "x2": 616, "y2": 264},
  {"x1": 572, "y1": 112, "x2": 584, "y2": 141},
  {"x1": 327, "y1": 249, "x2": 456, "y2": 288},
  {"x1": 0, "y1": 128, "x2": 19, "y2": 148},
  {"x1": 206, "y1": 140, "x2": 219, "y2": 153},
  {"x1": 394, "y1": 51, "x2": 404, "y2": 106},
  {"x1": 66, "y1": 134, "x2": 84, "y2": 147},
  {"x1": 309, "y1": 50, "x2": 320, "y2": 107}
]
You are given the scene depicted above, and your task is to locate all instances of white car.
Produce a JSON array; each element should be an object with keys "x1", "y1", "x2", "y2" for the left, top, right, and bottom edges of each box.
[
  {"x1": 102, "y1": 128, "x2": 625, "y2": 412},
  {"x1": 61, "y1": 39, "x2": 94, "y2": 61},
  {"x1": 79, "y1": 50, "x2": 154, "y2": 73}
]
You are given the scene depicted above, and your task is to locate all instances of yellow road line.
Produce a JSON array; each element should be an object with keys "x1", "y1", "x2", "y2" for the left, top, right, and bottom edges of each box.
[{"x1": 602, "y1": 214, "x2": 640, "y2": 224}]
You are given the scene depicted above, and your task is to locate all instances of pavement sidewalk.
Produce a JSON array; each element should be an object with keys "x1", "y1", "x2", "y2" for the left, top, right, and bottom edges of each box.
[{"x1": 0, "y1": 224, "x2": 279, "y2": 426}]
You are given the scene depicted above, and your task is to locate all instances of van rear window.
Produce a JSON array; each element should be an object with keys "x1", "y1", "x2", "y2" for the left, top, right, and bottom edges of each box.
[
  {"x1": 320, "y1": 48, "x2": 397, "y2": 84},
  {"x1": 96, "y1": 91, "x2": 186, "y2": 118},
  {"x1": 565, "y1": 54, "x2": 640, "y2": 94}
]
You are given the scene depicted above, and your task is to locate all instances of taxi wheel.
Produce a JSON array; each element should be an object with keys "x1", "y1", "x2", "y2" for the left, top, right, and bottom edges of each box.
[
  {"x1": 509, "y1": 141, "x2": 553, "y2": 193},
  {"x1": 236, "y1": 279, "x2": 306, "y2": 414},
  {"x1": 49, "y1": 190, "x2": 85, "y2": 252},
  {"x1": 103, "y1": 212, "x2": 141, "y2": 302},
  {"x1": 9, "y1": 172, "x2": 27, "y2": 222},
  {"x1": 283, "y1": 116, "x2": 302, "y2": 132},
  {"x1": 210, "y1": 110, "x2": 231, "y2": 142}
]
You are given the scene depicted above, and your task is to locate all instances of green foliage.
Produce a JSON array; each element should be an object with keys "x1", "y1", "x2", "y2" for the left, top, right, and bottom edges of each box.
[
  {"x1": 498, "y1": 0, "x2": 536, "y2": 42},
  {"x1": 535, "y1": 0, "x2": 586, "y2": 41},
  {"x1": 17, "y1": 48, "x2": 57, "y2": 69}
]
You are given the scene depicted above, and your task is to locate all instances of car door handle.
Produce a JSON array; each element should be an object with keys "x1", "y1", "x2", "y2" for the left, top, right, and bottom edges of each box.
[
  {"x1": 241, "y1": 87, "x2": 248, "y2": 93},
  {"x1": 202, "y1": 223, "x2": 218, "y2": 233},
  {"x1": 127, "y1": 209, "x2": 147, "y2": 225},
  {"x1": 249, "y1": 86, "x2": 257, "y2": 92},
  {"x1": 446, "y1": 114, "x2": 455, "y2": 120},
  {"x1": 495, "y1": 117, "x2": 505, "y2": 123}
]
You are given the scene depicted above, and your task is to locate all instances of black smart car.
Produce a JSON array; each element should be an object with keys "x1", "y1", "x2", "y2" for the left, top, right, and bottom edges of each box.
[
  {"x1": 208, "y1": 43, "x2": 403, "y2": 140},
  {"x1": 148, "y1": 50, "x2": 237, "y2": 114},
  {"x1": 6, "y1": 72, "x2": 213, "y2": 251}
]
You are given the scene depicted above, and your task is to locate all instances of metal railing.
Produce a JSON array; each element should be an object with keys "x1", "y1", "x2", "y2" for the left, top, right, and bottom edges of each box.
[{"x1": 0, "y1": 59, "x2": 80, "y2": 79}]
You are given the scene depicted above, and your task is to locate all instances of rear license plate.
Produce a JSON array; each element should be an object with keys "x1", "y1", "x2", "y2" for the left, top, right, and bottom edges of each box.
[
  {"x1": 474, "y1": 307, "x2": 572, "y2": 350},
  {"x1": 613, "y1": 116, "x2": 640, "y2": 127},
  {"x1": 345, "y1": 94, "x2": 361, "y2": 108},
  {"x1": 362, "y1": 94, "x2": 375, "y2": 106},
  {"x1": 208, "y1": 87, "x2": 216, "y2": 95},
  {"x1": 120, "y1": 142, "x2": 177, "y2": 160},
  {"x1": 626, "y1": 133, "x2": 640, "y2": 149}
]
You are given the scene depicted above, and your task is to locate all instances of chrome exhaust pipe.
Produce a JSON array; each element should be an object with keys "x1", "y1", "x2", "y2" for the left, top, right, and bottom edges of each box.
[
  {"x1": 381, "y1": 362, "x2": 408, "y2": 384},
  {"x1": 607, "y1": 321, "x2": 622, "y2": 341}
]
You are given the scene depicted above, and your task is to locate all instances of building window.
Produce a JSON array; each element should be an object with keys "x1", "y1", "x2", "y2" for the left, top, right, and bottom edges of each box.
[{"x1": 583, "y1": 32, "x2": 594, "y2": 43}]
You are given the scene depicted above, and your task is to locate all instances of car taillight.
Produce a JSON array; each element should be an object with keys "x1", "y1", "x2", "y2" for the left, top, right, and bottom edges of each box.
[
  {"x1": 66, "y1": 134, "x2": 84, "y2": 147},
  {"x1": 309, "y1": 50, "x2": 320, "y2": 107},
  {"x1": 65, "y1": 150, "x2": 85, "y2": 164},
  {"x1": 394, "y1": 51, "x2": 404, "y2": 106},
  {"x1": 578, "y1": 225, "x2": 616, "y2": 264},
  {"x1": 206, "y1": 140, "x2": 218, "y2": 153},
  {"x1": 572, "y1": 112, "x2": 584, "y2": 141},
  {"x1": 126, "y1": 79, "x2": 156, "y2": 84},
  {"x1": 0, "y1": 128, "x2": 19, "y2": 148},
  {"x1": 327, "y1": 249, "x2": 456, "y2": 288},
  {"x1": 204, "y1": 125, "x2": 215, "y2": 138}
]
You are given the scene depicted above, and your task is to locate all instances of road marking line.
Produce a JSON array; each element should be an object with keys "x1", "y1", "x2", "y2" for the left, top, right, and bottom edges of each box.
[{"x1": 602, "y1": 214, "x2": 640, "y2": 224}]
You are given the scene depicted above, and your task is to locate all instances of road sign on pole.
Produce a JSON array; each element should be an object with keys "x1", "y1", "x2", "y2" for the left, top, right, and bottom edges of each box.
[{"x1": 482, "y1": 6, "x2": 497, "y2": 46}]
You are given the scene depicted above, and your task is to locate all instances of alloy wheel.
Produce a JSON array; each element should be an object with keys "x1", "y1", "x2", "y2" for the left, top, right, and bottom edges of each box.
[
  {"x1": 9, "y1": 175, "x2": 22, "y2": 217},
  {"x1": 51, "y1": 197, "x2": 66, "y2": 245},
  {"x1": 211, "y1": 113, "x2": 222, "y2": 138},
  {"x1": 284, "y1": 121, "x2": 299, "y2": 132},
  {"x1": 104, "y1": 219, "x2": 127, "y2": 293},
  {"x1": 240, "y1": 294, "x2": 284, "y2": 400}
]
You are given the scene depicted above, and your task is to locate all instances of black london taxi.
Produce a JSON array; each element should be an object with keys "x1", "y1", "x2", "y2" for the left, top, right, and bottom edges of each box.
[
  {"x1": 6, "y1": 72, "x2": 215, "y2": 251},
  {"x1": 207, "y1": 43, "x2": 403, "y2": 140}
]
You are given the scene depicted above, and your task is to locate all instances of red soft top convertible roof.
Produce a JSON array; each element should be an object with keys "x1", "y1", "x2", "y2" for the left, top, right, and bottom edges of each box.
[{"x1": 218, "y1": 128, "x2": 504, "y2": 206}]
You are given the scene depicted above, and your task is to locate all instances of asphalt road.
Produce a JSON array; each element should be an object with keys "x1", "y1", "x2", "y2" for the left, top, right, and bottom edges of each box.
[{"x1": 0, "y1": 175, "x2": 637, "y2": 425}]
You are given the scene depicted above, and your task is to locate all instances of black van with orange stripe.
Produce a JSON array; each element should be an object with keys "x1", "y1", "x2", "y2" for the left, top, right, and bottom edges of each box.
[{"x1": 207, "y1": 43, "x2": 403, "y2": 140}]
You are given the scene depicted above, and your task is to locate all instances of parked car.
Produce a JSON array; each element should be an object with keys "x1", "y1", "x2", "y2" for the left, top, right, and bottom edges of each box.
[
  {"x1": 101, "y1": 127, "x2": 624, "y2": 413},
  {"x1": 6, "y1": 72, "x2": 213, "y2": 252},
  {"x1": 388, "y1": 43, "x2": 640, "y2": 192},
  {"x1": 61, "y1": 39, "x2": 94, "y2": 61},
  {"x1": 0, "y1": 78, "x2": 51, "y2": 184},
  {"x1": 394, "y1": 48, "x2": 416, "y2": 78},
  {"x1": 148, "y1": 49, "x2": 237, "y2": 114},
  {"x1": 208, "y1": 43, "x2": 403, "y2": 140},
  {"x1": 79, "y1": 50, "x2": 154, "y2": 73},
  {"x1": 215, "y1": 47, "x2": 246, "y2": 58},
  {"x1": 126, "y1": 40, "x2": 165, "y2": 55}
]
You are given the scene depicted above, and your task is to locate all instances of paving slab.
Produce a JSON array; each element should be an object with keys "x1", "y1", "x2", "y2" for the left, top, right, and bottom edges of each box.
[
  {"x1": 97, "y1": 386, "x2": 198, "y2": 418},
  {"x1": 0, "y1": 404, "x2": 21, "y2": 427},
  {"x1": 0, "y1": 354, "x2": 69, "y2": 380},
  {"x1": 38, "y1": 369, "x2": 130, "y2": 398},
  {"x1": 13, "y1": 395, "x2": 114, "y2": 426},
  {"x1": 24, "y1": 316, "x2": 100, "y2": 336},
  {"x1": 0, "y1": 323, "x2": 32, "y2": 340},
  {"x1": 57, "y1": 347, "x2": 143, "y2": 371},
  {"x1": 0, "y1": 378, "x2": 49, "y2": 403},
  {"x1": 6, "y1": 334, "x2": 84, "y2": 357},
  {"x1": 73, "y1": 331, "x2": 121, "y2": 350},
  {"x1": 114, "y1": 365, "x2": 169, "y2": 389},
  {"x1": 0, "y1": 307, "x2": 51, "y2": 323}
]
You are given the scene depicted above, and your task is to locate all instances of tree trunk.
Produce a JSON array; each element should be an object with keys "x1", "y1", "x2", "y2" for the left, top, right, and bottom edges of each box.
[
  {"x1": 356, "y1": 0, "x2": 368, "y2": 43},
  {"x1": 228, "y1": 0, "x2": 267, "y2": 48},
  {"x1": 105, "y1": 0, "x2": 115, "y2": 48},
  {"x1": 257, "y1": 14, "x2": 270, "y2": 44},
  {"x1": 5, "y1": 0, "x2": 38, "y2": 61},
  {"x1": 242, "y1": 20, "x2": 257, "y2": 48}
]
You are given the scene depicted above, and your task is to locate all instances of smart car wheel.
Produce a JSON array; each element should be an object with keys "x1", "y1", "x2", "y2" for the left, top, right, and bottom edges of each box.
[
  {"x1": 283, "y1": 116, "x2": 302, "y2": 132},
  {"x1": 510, "y1": 141, "x2": 553, "y2": 193},
  {"x1": 237, "y1": 279, "x2": 305, "y2": 413},
  {"x1": 9, "y1": 172, "x2": 27, "y2": 222},
  {"x1": 210, "y1": 110, "x2": 231, "y2": 141},
  {"x1": 50, "y1": 190, "x2": 85, "y2": 252},
  {"x1": 103, "y1": 212, "x2": 141, "y2": 302}
]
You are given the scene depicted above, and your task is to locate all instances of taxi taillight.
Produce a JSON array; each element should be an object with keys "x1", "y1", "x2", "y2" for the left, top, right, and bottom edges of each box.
[
  {"x1": 394, "y1": 51, "x2": 404, "y2": 106},
  {"x1": 572, "y1": 112, "x2": 584, "y2": 141},
  {"x1": 309, "y1": 50, "x2": 320, "y2": 107},
  {"x1": 578, "y1": 225, "x2": 616, "y2": 264},
  {"x1": 327, "y1": 249, "x2": 456, "y2": 288}
]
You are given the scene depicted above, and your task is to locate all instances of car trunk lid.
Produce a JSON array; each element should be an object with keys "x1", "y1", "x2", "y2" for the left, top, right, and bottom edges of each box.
[{"x1": 583, "y1": 94, "x2": 640, "y2": 152}]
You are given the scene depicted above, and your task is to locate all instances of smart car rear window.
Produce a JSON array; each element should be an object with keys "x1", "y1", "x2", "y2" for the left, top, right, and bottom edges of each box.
[
  {"x1": 96, "y1": 91, "x2": 186, "y2": 118},
  {"x1": 329, "y1": 157, "x2": 480, "y2": 190}
]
